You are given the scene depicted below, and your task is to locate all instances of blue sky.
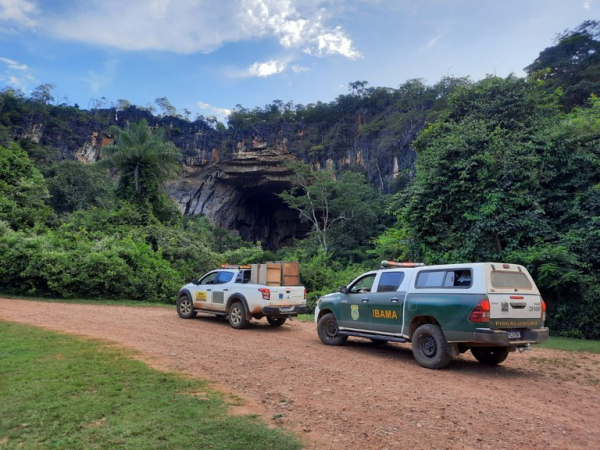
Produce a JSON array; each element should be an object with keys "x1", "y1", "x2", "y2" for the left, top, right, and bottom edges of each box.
[{"x1": 0, "y1": 0, "x2": 598, "y2": 123}]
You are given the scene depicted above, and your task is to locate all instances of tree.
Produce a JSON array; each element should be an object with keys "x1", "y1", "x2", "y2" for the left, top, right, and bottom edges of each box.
[
  {"x1": 30, "y1": 83, "x2": 56, "y2": 105},
  {"x1": 154, "y1": 97, "x2": 177, "y2": 117},
  {"x1": 116, "y1": 99, "x2": 132, "y2": 111},
  {"x1": 0, "y1": 142, "x2": 52, "y2": 230},
  {"x1": 398, "y1": 76, "x2": 558, "y2": 262},
  {"x1": 279, "y1": 162, "x2": 381, "y2": 256},
  {"x1": 96, "y1": 119, "x2": 182, "y2": 221},
  {"x1": 43, "y1": 160, "x2": 115, "y2": 214},
  {"x1": 526, "y1": 20, "x2": 600, "y2": 110}
]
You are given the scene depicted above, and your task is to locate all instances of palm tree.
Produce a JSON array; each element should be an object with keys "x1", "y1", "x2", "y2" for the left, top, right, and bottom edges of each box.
[{"x1": 97, "y1": 119, "x2": 182, "y2": 204}]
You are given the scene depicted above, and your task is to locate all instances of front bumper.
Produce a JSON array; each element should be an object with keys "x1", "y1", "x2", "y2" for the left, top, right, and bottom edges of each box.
[
  {"x1": 473, "y1": 327, "x2": 549, "y2": 346},
  {"x1": 262, "y1": 305, "x2": 307, "y2": 316}
]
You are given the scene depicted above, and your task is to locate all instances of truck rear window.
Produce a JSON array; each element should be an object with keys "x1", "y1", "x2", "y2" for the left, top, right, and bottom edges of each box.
[{"x1": 490, "y1": 271, "x2": 532, "y2": 289}]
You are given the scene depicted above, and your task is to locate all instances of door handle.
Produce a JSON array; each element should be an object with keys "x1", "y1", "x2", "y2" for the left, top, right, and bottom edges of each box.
[
  {"x1": 361, "y1": 298, "x2": 369, "y2": 303},
  {"x1": 389, "y1": 298, "x2": 400, "y2": 303},
  {"x1": 206, "y1": 289, "x2": 212, "y2": 292},
  {"x1": 223, "y1": 289, "x2": 229, "y2": 292}
]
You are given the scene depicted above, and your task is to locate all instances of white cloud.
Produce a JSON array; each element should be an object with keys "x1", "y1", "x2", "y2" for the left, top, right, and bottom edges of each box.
[
  {"x1": 196, "y1": 101, "x2": 231, "y2": 123},
  {"x1": 291, "y1": 64, "x2": 309, "y2": 73},
  {"x1": 0, "y1": 0, "x2": 37, "y2": 28},
  {"x1": 0, "y1": 56, "x2": 28, "y2": 71},
  {"x1": 80, "y1": 59, "x2": 118, "y2": 93},
  {"x1": 38, "y1": 0, "x2": 359, "y2": 60},
  {"x1": 308, "y1": 25, "x2": 362, "y2": 59},
  {"x1": 0, "y1": 55, "x2": 35, "y2": 90},
  {"x1": 584, "y1": 1, "x2": 590, "y2": 9},
  {"x1": 247, "y1": 59, "x2": 287, "y2": 77}
]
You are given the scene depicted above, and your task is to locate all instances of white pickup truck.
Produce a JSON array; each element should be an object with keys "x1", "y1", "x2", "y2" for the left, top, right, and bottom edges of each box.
[{"x1": 177, "y1": 263, "x2": 307, "y2": 329}]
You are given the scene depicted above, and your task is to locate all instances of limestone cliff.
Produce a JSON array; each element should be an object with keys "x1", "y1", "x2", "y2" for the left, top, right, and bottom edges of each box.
[{"x1": 168, "y1": 148, "x2": 307, "y2": 249}]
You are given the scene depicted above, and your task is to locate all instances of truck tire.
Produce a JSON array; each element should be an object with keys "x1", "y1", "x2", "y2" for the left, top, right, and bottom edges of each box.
[
  {"x1": 317, "y1": 313, "x2": 348, "y2": 346},
  {"x1": 412, "y1": 324, "x2": 452, "y2": 369},
  {"x1": 267, "y1": 317, "x2": 287, "y2": 327},
  {"x1": 471, "y1": 347, "x2": 509, "y2": 366},
  {"x1": 177, "y1": 295, "x2": 197, "y2": 319},
  {"x1": 228, "y1": 301, "x2": 250, "y2": 329}
]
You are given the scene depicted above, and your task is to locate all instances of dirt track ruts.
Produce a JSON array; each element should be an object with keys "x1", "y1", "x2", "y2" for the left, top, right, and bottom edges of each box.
[{"x1": 1, "y1": 298, "x2": 599, "y2": 450}]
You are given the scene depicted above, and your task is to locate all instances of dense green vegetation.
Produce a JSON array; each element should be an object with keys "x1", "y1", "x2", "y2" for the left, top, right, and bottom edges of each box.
[
  {"x1": 0, "y1": 21, "x2": 599, "y2": 338},
  {"x1": 0, "y1": 321, "x2": 302, "y2": 449}
]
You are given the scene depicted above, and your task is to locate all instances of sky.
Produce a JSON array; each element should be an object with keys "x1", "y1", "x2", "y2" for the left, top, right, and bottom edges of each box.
[{"x1": 0, "y1": 0, "x2": 598, "y2": 123}]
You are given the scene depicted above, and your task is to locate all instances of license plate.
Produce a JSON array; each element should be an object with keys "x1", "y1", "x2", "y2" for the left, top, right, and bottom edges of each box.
[
  {"x1": 279, "y1": 306, "x2": 294, "y2": 312},
  {"x1": 508, "y1": 331, "x2": 521, "y2": 339}
]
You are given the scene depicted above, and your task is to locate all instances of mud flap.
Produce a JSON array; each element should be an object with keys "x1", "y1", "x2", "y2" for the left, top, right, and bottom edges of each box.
[{"x1": 447, "y1": 343, "x2": 460, "y2": 358}]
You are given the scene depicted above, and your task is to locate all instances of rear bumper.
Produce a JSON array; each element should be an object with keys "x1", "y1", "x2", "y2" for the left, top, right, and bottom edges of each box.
[
  {"x1": 473, "y1": 327, "x2": 549, "y2": 346},
  {"x1": 262, "y1": 305, "x2": 307, "y2": 316}
]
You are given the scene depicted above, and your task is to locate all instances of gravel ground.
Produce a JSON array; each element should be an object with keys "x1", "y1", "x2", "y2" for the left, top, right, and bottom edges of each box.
[{"x1": 1, "y1": 298, "x2": 599, "y2": 450}]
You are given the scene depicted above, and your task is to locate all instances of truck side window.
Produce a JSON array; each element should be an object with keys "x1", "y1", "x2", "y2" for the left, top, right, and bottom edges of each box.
[
  {"x1": 242, "y1": 270, "x2": 251, "y2": 284},
  {"x1": 198, "y1": 272, "x2": 218, "y2": 285},
  {"x1": 214, "y1": 271, "x2": 234, "y2": 285},
  {"x1": 234, "y1": 270, "x2": 251, "y2": 283},
  {"x1": 349, "y1": 274, "x2": 376, "y2": 293},
  {"x1": 416, "y1": 269, "x2": 472, "y2": 288},
  {"x1": 454, "y1": 270, "x2": 472, "y2": 287},
  {"x1": 377, "y1": 272, "x2": 405, "y2": 292},
  {"x1": 416, "y1": 271, "x2": 446, "y2": 288}
]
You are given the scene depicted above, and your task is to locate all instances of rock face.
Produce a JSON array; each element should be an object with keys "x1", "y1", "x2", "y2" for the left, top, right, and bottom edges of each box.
[
  {"x1": 168, "y1": 148, "x2": 307, "y2": 249},
  {"x1": 9, "y1": 105, "x2": 419, "y2": 249}
]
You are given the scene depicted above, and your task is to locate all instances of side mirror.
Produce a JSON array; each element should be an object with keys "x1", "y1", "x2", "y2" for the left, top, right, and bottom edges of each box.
[{"x1": 338, "y1": 285, "x2": 348, "y2": 294}]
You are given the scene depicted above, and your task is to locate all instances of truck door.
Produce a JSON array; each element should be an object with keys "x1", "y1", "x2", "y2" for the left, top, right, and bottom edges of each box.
[
  {"x1": 369, "y1": 271, "x2": 406, "y2": 334},
  {"x1": 338, "y1": 273, "x2": 376, "y2": 331},
  {"x1": 209, "y1": 271, "x2": 235, "y2": 311},
  {"x1": 192, "y1": 271, "x2": 218, "y2": 307}
]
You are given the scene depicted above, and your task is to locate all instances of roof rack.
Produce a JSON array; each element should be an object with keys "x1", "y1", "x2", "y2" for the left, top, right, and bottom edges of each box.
[{"x1": 380, "y1": 260, "x2": 425, "y2": 269}]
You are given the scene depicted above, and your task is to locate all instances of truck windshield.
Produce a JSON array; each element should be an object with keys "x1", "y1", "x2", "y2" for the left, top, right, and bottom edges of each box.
[{"x1": 490, "y1": 271, "x2": 532, "y2": 289}]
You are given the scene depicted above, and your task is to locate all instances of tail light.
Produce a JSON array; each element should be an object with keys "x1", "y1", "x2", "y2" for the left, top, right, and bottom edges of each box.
[
  {"x1": 304, "y1": 289, "x2": 307, "y2": 300},
  {"x1": 541, "y1": 299, "x2": 546, "y2": 322},
  {"x1": 258, "y1": 288, "x2": 270, "y2": 300},
  {"x1": 468, "y1": 298, "x2": 490, "y2": 323}
]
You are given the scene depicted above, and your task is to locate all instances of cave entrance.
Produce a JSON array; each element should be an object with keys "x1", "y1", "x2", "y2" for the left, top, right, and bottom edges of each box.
[{"x1": 223, "y1": 182, "x2": 309, "y2": 250}]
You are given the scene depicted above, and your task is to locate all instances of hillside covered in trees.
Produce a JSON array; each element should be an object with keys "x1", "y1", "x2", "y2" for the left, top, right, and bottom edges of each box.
[{"x1": 1, "y1": 21, "x2": 599, "y2": 338}]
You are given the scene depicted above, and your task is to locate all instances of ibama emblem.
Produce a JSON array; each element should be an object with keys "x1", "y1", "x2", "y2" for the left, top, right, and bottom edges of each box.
[{"x1": 351, "y1": 304, "x2": 359, "y2": 321}]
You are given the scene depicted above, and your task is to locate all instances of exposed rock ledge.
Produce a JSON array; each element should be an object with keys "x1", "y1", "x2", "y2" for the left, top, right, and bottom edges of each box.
[{"x1": 168, "y1": 149, "x2": 306, "y2": 249}]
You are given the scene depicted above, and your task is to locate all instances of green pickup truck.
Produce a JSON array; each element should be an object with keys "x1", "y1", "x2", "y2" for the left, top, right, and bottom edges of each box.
[{"x1": 314, "y1": 261, "x2": 549, "y2": 369}]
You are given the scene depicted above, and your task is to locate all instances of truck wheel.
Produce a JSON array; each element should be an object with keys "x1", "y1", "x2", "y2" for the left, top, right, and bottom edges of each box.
[
  {"x1": 471, "y1": 347, "x2": 509, "y2": 365},
  {"x1": 267, "y1": 317, "x2": 287, "y2": 327},
  {"x1": 177, "y1": 295, "x2": 197, "y2": 319},
  {"x1": 228, "y1": 301, "x2": 250, "y2": 329},
  {"x1": 412, "y1": 324, "x2": 452, "y2": 369},
  {"x1": 317, "y1": 313, "x2": 348, "y2": 346}
]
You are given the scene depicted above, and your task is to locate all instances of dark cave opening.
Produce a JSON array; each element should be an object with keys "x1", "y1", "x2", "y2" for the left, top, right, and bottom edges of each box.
[{"x1": 231, "y1": 184, "x2": 308, "y2": 250}]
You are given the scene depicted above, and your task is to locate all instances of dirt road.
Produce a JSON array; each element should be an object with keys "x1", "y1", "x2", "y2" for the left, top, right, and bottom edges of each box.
[{"x1": 1, "y1": 299, "x2": 599, "y2": 449}]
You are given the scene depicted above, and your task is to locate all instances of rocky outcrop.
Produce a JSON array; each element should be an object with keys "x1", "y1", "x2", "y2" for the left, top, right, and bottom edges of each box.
[
  {"x1": 168, "y1": 148, "x2": 307, "y2": 249},
  {"x1": 7, "y1": 103, "x2": 418, "y2": 249}
]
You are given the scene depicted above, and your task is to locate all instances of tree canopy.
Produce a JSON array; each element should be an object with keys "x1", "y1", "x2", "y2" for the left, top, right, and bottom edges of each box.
[
  {"x1": 97, "y1": 119, "x2": 182, "y2": 223},
  {"x1": 526, "y1": 20, "x2": 600, "y2": 110}
]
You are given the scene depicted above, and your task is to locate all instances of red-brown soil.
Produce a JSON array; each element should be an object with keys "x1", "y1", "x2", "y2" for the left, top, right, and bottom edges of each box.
[{"x1": 1, "y1": 299, "x2": 599, "y2": 449}]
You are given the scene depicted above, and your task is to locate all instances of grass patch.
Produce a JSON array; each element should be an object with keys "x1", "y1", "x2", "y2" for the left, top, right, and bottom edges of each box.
[
  {"x1": 295, "y1": 314, "x2": 314, "y2": 323},
  {"x1": 0, "y1": 295, "x2": 174, "y2": 308},
  {"x1": 539, "y1": 336, "x2": 600, "y2": 353},
  {"x1": 0, "y1": 321, "x2": 302, "y2": 450}
]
